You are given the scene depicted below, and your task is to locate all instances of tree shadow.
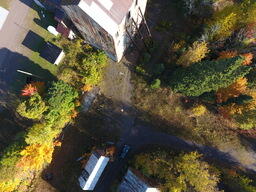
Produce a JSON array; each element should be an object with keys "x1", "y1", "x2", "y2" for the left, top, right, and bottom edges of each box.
[
  {"x1": 0, "y1": 48, "x2": 56, "y2": 97},
  {"x1": 41, "y1": 94, "x2": 256, "y2": 192}
]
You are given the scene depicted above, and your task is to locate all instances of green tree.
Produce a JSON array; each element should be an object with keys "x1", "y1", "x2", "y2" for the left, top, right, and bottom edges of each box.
[
  {"x1": 45, "y1": 81, "x2": 79, "y2": 126},
  {"x1": 25, "y1": 123, "x2": 59, "y2": 145},
  {"x1": 169, "y1": 56, "x2": 251, "y2": 96},
  {"x1": 16, "y1": 93, "x2": 48, "y2": 119}
]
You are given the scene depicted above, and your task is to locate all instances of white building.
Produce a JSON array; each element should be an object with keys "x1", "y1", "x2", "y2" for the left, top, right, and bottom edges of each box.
[
  {"x1": 119, "y1": 168, "x2": 160, "y2": 192},
  {"x1": 61, "y1": 0, "x2": 148, "y2": 62},
  {"x1": 78, "y1": 151, "x2": 109, "y2": 191}
]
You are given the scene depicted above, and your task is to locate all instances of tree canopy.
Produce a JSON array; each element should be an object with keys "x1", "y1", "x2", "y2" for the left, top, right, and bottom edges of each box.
[{"x1": 169, "y1": 56, "x2": 251, "y2": 96}]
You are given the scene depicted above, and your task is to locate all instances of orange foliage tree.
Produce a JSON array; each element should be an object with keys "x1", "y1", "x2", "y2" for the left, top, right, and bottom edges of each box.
[
  {"x1": 218, "y1": 91, "x2": 256, "y2": 118},
  {"x1": 216, "y1": 77, "x2": 248, "y2": 103},
  {"x1": 218, "y1": 51, "x2": 253, "y2": 66},
  {"x1": 21, "y1": 84, "x2": 37, "y2": 96}
]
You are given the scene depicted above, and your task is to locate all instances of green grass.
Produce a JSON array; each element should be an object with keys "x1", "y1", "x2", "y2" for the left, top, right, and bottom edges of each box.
[{"x1": 0, "y1": 0, "x2": 11, "y2": 9}]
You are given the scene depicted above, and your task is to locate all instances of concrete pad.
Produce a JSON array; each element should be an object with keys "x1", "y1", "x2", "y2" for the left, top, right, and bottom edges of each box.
[{"x1": 0, "y1": 7, "x2": 9, "y2": 31}]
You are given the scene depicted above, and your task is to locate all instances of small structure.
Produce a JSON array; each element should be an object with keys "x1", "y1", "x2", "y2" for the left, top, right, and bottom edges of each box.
[
  {"x1": 0, "y1": 7, "x2": 9, "y2": 31},
  {"x1": 78, "y1": 150, "x2": 110, "y2": 191},
  {"x1": 119, "y1": 168, "x2": 160, "y2": 192},
  {"x1": 39, "y1": 42, "x2": 65, "y2": 65},
  {"x1": 61, "y1": 0, "x2": 149, "y2": 62}
]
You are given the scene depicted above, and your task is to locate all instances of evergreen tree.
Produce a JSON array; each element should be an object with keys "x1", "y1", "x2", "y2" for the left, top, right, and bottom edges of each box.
[{"x1": 169, "y1": 56, "x2": 251, "y2": 96}]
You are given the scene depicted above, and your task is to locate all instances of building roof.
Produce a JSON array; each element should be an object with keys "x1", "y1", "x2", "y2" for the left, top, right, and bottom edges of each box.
[
  {"x1": 82, "y1": 0, "x2": 133, "y2": 25},
  {"x1": 79, "y1": 151, "x2": 109, "y2": 190},
  {"x1": 56, "y1": 23, "x2": 70, "y2": 38},
  {"x1": 119, "y1": 168, "x2": 160, "y2": 192},
  {"x1": 39, "y1": 42, "x2": 63, "y2": 64},
  {"x1": 0, "y1": 7, "x2": 9, "y2": 31}
]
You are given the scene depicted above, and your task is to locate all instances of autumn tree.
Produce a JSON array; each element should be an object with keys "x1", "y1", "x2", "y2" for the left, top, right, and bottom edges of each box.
[
  {"x1": 177, "y1": 41, "x2": 209, "y2": 67},
  {"x1": 133, "y1": 150, "x2": 220, "y2": 192},
  {"x1": 216, "y1": 77, "x2": 248, "y2": 103},
  {"x1": 170, "y1": 56, "x2": 251, "y2": 96},
  {"x1": 17, "y1": 144, "x2": 54, "y2": 171},
  {"x1": 218, "y1": 51, "x2": 253, "y2": 66},
  {"x1": 21, "y1": 84, "x2": 37, "y2": 96},
  {"x1": 16, "y1": 93, "x2": 48, "y2": 120}
]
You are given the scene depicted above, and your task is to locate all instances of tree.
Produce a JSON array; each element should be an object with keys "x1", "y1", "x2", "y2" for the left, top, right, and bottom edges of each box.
[
  {"x1": 218, "y1": 51, "x2": 253, "y2": 66},
  {"x1": 16, "y1": 93, "x2": 48, "y2": 119},
  {"x1": 177, "y1": 41, "x2": 209, "y2": 67},
  {"x1": 170, "y1": 56, "x2": 251, "y2": 96},
  {"x1": 175, "y1": 152, "x2": 220, "y2": 192},
  {"x1": 17, "y1": 144, "x2": 54, "y2": 171},
  {"x1": 25, "y1": 123, "x2": 59, "y2": 145},
  {"x1": 216, "y1": 77, "x2": 248, "y2": 103},
  {"x1": 21, "y1": 84, "x2": 37, "y2": 96},
  {"x1": 45, "y1": 81, "x2": 79, "y2": 126},
  {"x1": 133, "y1": 151, "x2": 220, "y2": 192}
]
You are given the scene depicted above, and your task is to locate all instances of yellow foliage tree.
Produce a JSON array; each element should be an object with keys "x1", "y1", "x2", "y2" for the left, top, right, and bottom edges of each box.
[
  {"x1": 0, "y1": 179, "x2": 21, "y2": 192},
  {"x1": 17, "y1": 144, "x2": 54, "y2": 171},
  {"x1": 177, "y1": 41, "x2": 209, "y2": 67},
  {"x1": 216, "y1": 77, "x2": 248, "y2": 103}
]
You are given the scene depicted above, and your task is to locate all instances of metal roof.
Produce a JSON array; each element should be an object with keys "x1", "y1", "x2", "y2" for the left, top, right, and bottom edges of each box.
[{"x1": 83, "y1": 0, "x2": 133, "y2": 24}]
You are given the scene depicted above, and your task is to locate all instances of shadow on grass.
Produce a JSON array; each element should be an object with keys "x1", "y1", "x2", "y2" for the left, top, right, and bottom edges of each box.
[
  {"x1": 0, "y1": 48, "x2": 56, "y2": 96},
  {"x1": 18, "y1": 0, "x2": 35, "y2": 10}
]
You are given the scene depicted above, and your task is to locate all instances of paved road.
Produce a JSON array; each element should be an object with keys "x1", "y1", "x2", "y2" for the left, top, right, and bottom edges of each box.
[{"x1": 0, "y1": 0, "x2": 32, "y2": 103}]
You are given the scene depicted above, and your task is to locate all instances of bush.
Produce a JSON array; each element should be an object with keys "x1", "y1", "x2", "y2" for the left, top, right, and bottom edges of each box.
[
  {"x1": 191, "y1": 105, "x2": 207, "y2": 117},
  {"x1": 150, "y1": 79, "x2": 161, "y2": 89},
  {"x1": 16, "y1": 93, "x2": 48, "y2": 120}
]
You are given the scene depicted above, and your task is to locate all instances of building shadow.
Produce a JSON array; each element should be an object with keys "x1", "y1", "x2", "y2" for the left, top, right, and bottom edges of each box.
[
  {"x1": 19, "y1": 0, "x2": 36, "y2": 11},
  {"x1": 22, "y1": 30, "x2": 45, "y2": 52}
]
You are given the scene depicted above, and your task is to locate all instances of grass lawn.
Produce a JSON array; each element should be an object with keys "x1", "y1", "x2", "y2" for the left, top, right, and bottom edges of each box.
[
  {"x1": 26, "y1": 3, "x2": 58, "y2": 76},
  {"x1": 0, "y1": 0, "x2": 11, "y2": 9}
]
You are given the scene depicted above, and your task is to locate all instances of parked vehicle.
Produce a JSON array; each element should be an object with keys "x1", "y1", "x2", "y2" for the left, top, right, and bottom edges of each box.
[{"x1": 119, "y1": 145, "x2": 130, "y2": 159}]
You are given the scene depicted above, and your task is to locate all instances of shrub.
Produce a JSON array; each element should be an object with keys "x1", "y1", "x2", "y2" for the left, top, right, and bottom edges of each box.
[
  {"x1": 16, "y1": 93, "x2": 48, "y2": 120},
  {"x1": 150, "y1": 79, "x2": 161, "y2": 89},
  {"x1": 191, "y1": 105, "x2": 207, "y2": 117}
]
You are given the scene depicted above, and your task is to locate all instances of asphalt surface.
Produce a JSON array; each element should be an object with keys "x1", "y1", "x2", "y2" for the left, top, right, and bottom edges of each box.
[{"x1": 0, "y1": 0, "x2": 32, "y2": 103}]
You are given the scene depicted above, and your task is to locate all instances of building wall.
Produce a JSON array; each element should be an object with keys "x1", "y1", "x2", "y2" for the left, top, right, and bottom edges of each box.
[
  {"x1": 113, "y1": 0, "x2": 148, "y2": 61},
  {"x1": 62, "y1": 4, "x2": 117, "y2": 60},
  {"x1": 62, "y1": 0, "x2": 148, "y2": 62}
]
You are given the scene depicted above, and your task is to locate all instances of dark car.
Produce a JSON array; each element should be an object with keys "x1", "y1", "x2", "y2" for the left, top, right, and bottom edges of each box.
[{"x1": 119, "y1": 145, "x2": 130, "y2": 159}]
